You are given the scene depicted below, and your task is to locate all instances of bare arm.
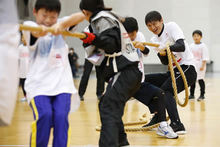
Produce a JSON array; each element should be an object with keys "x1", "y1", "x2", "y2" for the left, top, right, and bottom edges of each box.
[
  {"x1": 52, "y1": 12, "x2": 85, "y2": 34},
  {"x1": 200, "y1": 60, "x2": 207, "y2": 71},
  {"x1": 31, "y1": 25, "x2": 48, "y2": 38}
]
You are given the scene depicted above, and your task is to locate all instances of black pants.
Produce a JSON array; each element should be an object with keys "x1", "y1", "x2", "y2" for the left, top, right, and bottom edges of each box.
[
  {"x1": 134, "y1": 82, "x2": 166, "y2": 122},
  {"x1": 145, "y1": 65, "x2": 197, "y2": 124},
  {"x1": 99, "y1": 65, "x2": 142, "y2": 147},
  {"x1": 190, "y1": 79, "x2": 205, "y2": 96},
  {"x1": 20, "y1": 78, "x2": 26, "y2": 97},
  {"x1": 78, "y1": 59, "x2": 105, "y2": 97},
  {"x1": 70, "y1": 64, "x2": 77, "y2": 78}
]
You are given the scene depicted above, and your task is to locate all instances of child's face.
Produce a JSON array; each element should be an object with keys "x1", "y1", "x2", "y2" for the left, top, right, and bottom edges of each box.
[
  {"x1": 33, "y1": 8, "x2": 59, "y2": 27},
  {"x1": 128, "y1": 31, "x2": 137, "y2": 41},
  {"x1": 193, "y1": 34, "x2": 202, "y2": 44},
  {"x1": 146, "y1": 19, "x2": 163, "y2": 35}
]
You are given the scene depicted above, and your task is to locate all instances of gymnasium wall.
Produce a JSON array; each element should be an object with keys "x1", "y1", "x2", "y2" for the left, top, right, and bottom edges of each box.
[{"x1": 17, "y1": 0, "x2": 220, "y2": 72}]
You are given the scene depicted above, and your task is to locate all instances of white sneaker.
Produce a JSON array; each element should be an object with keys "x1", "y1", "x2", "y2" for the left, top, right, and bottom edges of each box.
[
  {"x1": 20, "y1": 97, "x2": 27, "y2": 102},
  {"x1": 157, "y1": 121, "x2": 178, "y2": 139}
]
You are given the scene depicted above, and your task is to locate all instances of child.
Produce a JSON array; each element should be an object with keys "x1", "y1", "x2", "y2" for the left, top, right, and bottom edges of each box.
[
  {"x1": 143, "y1": 11, "x2": 197, "y2": 135},
  {"x1": 123, "y1": 17, "x2": 178, "y2": 139},
  {"x1": 189, "y1": 30, "x2": 209, "y2": 101},
  {"x1": 122, "y1": 17, "x2": 148, "y2": 82},
  {"x1": 18, "y1": 35, "x2": 29, "y2": 102},
  {"x1": 22, "y1": 0, "x2": 84, "y2": 146}
]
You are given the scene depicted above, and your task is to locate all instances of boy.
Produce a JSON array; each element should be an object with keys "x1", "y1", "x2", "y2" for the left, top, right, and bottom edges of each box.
[
  {"x1": 143, "y1": 11, "x2": 197, "y2": 135},
  {"x1": 189, "y1": 30, "x2": 209, "y2": 101},
  {"x1": 123, "y1": 17, "x2": 178, "y2": 139},
  {"x1": 122, "y1": 17, "x2": 148, "y2": 82},
  {"x1": 22, "y1": 0, "x2": 84, "y2": 146}
]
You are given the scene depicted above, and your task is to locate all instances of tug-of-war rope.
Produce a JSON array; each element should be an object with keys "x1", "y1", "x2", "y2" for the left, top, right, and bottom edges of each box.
[{"x1": 19, "y1": 24, "x2": 189, "y2": 132}]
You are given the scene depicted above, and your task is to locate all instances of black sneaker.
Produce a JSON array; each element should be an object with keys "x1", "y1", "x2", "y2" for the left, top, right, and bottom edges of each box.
[
  {"x1": 80, "y1": 96, "x2": 84, "y2": 101},
  {"x1": 197, "y1": 95, "x2": 205, "y2": 101},
  {"x1": 189, "y1": 95, "x2": 195, "y2": 100},
  {"x1": 170, "y1": 122, "x2": 186, "y2": 135},
  {"x1": 142, "y1": 114, "x2": 160, "y2": 128}
]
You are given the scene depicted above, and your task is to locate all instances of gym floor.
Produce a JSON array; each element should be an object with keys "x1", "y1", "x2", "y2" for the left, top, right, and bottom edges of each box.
[{"x1": 0, "y1": 72, "x2": 219, "y2": 147}]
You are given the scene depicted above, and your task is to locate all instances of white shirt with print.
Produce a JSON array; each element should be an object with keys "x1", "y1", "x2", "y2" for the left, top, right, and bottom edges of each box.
[
  {"x1": 190, "y1": 42, "x2": 209, "y2": 80},
  {"x1": 150, "y1": 22, "x2": 195, "y2": 67},
  {"x1": 22, "y1": 21, "x2": 79, "y2": 111}
]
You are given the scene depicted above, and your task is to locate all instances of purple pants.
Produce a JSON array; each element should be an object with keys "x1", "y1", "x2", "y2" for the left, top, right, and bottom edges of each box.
[{"x1": 30, "y1": 93, "x2": 71, "y2": 147}]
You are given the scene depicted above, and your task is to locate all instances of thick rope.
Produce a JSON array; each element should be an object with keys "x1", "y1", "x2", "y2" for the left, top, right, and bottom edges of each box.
[
  {"x1": 19, "y1": 24, "x2": 86, "y2": 38},
  {"x1": 95, "y1": 123, "x2": 159, "y2": 132},
  {"x1": 166, "y1": 44, "x2": 189, "y2": 107}
]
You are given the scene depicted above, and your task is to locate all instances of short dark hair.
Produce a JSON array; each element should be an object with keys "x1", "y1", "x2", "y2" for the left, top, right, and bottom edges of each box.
[
  {"x1": 145, "y1": 11, "x2": 162, "y2": 25},
  {"x1": 79, "y1": 0, "x2": 112, "y2": 13},
  {"x1": 192, "y1": 30, "x2": 202, "y2": 37},
  {"x1": 122, "y1": 17, "x2": 139, "y2": 33},
  {"x1": 35, "y1": 0, "x2": 61, "y2": 14}
]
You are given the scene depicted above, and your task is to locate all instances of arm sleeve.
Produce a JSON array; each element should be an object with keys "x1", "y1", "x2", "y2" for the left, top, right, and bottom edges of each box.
[
  {"x1": 169, "y1": 39, "x2": 185, "y2": 52},
  {"x1": 91, "y1": 17, "x2": 121, "y2": 53},
  {"x1": 141, "y1": 47, "x2": 150, "y2": 55}
]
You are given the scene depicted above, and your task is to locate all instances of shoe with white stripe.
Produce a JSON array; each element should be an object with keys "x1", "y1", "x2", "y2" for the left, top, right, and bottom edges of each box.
[{"x1": 157, "y1": 121, "x2": 178, "y2": 139}]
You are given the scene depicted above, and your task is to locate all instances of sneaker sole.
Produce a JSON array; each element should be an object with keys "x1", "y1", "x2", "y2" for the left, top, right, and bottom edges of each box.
[
  {"x1": 157, "y1": 131, "x2": 178, "y2": 139},
  {"x1": 176, "y1": 130, "x2": 187, "y2": 135}
]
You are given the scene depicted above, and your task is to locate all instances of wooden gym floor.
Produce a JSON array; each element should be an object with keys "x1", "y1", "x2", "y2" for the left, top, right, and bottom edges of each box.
[{"x1": 0, "y1": 73, "x2": 220, "y2": 147}]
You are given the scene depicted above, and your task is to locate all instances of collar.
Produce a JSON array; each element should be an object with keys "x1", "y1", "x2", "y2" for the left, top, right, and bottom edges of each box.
[
  {"x1": 89, "y1": 10, "x2": 103, "y2": 22},
  {"x1": 89, "y1": 10, "x2": 110, "y2": 22},
  {"x1": 158, "y1": 24, "x2": 164, "y2": 37}
]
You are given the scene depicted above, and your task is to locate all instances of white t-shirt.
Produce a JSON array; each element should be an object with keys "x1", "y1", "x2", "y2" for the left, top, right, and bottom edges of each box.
[
  {"x1": 23, "y1": 21, "x2": 77, "y2": 104},
  {"x1": 150, "y1": 22, "x2": 195, "y2": 67},
  {"x1": 18, "y1": 44, "x2": 29, "y2": 78},
  {"x1": 134, "y1": 31, "x2": 146, "y2": 82},
  {"x1": 190, "y1": 42, "x2": 209, "y2": 79}
]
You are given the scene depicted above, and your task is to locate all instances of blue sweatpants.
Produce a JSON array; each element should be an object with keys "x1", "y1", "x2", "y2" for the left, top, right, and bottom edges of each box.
[{"x1": 30, "y1": 93, "x2": 71, "y2": 147}]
